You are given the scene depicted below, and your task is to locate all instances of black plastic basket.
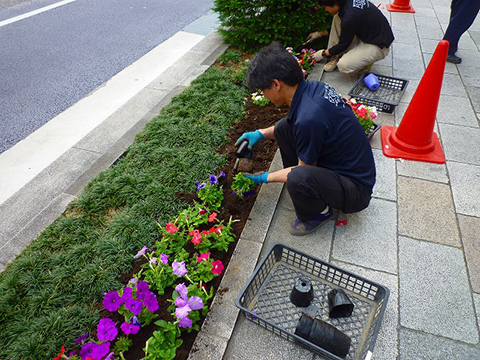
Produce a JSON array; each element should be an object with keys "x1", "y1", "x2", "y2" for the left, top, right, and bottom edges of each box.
[
  {"x1": 348, "y1": 73, "x2": 409, "y2": 113},
  {"x1": 367, "y1": 123, "x2": 381, "y2": 141},
  {"x1": 236, "y1": 244, "x2": 389, "y2": 360}
]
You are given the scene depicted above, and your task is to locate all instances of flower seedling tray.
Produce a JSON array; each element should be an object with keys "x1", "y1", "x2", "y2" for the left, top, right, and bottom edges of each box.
[
  {"x1": 348, "y1": 73, "x2": 409, "y2": 113},
  {"x1": 236, "y1": 244, "x2": 389, "y2": 360},
  {"x1": 368, "y1": 122, "x2": 381, "y2": 140}
]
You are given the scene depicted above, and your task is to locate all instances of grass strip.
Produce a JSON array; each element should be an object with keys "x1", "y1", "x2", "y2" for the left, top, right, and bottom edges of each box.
[{"x1": 0, "y1": 65, "x2": 248, "y2": 360}]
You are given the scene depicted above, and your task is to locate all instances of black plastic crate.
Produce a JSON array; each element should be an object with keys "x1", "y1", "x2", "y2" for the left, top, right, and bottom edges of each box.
[
  {"x1": 348, "y1": 73, "x2": 409, "y2": 113},
  {"x1": 236, "y1": 244, "x2": 389, "y2": 360}
]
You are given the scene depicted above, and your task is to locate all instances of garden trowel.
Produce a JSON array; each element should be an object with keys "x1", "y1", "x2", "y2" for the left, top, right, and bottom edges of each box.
[{"x1": 233, "y1": 139, "x2": 254, "y2": 173}]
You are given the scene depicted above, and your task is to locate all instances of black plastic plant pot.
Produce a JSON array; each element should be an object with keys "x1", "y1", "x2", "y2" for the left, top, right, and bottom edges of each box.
[
  {"x1": 295, "y1": 314, "x2": 351, "y2": 358},
  {"x1": 290, "y1": 277, "x2": 314, "y2": 307},
  {"x1": 328, "y1": 289, "x2": 354, "y2": 318}
]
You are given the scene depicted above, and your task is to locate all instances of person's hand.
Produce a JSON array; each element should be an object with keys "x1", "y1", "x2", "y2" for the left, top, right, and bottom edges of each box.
[
  {"x1": 307, "y1": 31, "x2": 322, "y2": 42},
  {"x1": 235, "y1": 130, "x2": 265, "y2": 148},
  {"x1": 244, "y1": 172, "x2": 269, "y2": 184},
  {"x1": 313, "y1": 49, "x2": 326, "y2": 62}
]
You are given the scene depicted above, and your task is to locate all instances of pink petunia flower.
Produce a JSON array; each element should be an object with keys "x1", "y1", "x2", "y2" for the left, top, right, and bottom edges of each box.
[
  {"x1": 160, "y1": 253, "x2": 169, "y2": 265},
  {"x1": 211, "y1": 260, "x2": 224, "y2": 275},
  {"x1": 134, "y1": 246, "x2": 148, "y2": 259},
  {"x1": 189, "y1": 229, "x2": 202, "y2": 245},
  {"x1": 208, "y1": 212, "x2": 217, "y2": 222},
  {"x1": 165, "y1": 222, "x2": 178, "y2": 234},
  {"x1": 197, "y1": 252, "x2": 210, "y2": 262}
]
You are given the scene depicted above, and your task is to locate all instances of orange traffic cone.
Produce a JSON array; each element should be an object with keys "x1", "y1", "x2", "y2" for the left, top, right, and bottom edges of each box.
[
  {"x1": 380, "y1": 40, "x2": 448, "y2": 164},
  {"x1": 386, "y1": 0, "x2": 415, "y2": 13}
]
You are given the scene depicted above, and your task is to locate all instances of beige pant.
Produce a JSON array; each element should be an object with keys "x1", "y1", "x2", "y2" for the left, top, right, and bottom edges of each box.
[{"x1": 328, "y1": 14, "x2": 390, "y2": 74}]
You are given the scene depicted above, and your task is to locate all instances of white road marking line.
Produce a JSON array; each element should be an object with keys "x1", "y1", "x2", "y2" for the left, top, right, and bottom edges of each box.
[{"x1": 0, "y1": 0, "x2": 76, "y2": 28}]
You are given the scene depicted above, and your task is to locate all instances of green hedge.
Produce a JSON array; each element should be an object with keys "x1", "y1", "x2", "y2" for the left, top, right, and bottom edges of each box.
[{"x1": 214, "y1": 0, "x2": 331, "y2": 52}]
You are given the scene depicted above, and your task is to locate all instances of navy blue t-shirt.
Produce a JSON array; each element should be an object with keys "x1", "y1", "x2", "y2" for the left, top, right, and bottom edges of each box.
[{"x1": 287, "y1": 81, "x2": 376, "y2": 190}]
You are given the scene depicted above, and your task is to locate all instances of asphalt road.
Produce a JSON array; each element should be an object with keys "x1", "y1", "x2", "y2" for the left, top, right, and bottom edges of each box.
[{"x1": 0, "y1": 0, "x2": 213, "y2": 154}]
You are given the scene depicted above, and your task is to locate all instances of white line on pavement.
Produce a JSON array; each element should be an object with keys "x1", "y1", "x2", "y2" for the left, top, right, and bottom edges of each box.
[{"x1": 0, "y1": 0, "x2": 76, "y2": 28}]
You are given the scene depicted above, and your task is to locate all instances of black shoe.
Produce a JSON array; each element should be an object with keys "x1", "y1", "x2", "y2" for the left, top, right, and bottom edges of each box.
[{"x1": 446, "y1": 54, "x2": 462, "y2": 64}]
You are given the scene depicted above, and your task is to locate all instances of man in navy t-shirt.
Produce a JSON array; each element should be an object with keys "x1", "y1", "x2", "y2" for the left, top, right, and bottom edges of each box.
[{"x1": 237, "y1": 42, "x2": 375, "y2": 235}]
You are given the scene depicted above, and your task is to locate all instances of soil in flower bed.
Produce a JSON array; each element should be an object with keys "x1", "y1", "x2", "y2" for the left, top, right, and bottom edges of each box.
[{"x1": 102, "y1": 99, "x2": 290, "y2": 360}]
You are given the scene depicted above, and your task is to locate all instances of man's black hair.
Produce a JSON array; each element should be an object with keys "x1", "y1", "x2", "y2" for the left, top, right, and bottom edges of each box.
[
  {"x1": 316, "y1": 0, "x2": 346, "y2": 7},
  {"x1": 246, "y1": 42, "x2": 304, "y2": 91}
]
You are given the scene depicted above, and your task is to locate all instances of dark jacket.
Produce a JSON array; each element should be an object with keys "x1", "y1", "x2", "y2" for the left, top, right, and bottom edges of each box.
[{"x1": 329, "y1": 0, "x2": 395, "y2": 56}]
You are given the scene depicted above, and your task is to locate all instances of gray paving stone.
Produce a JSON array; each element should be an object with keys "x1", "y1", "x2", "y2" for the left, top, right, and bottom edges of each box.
[
  {"x1": 397, "y1": 176, "x2": 460, "y2": 246},
  {"x1": 321, "y1": 71, "x2": 361, "y2": 97},
  {"x1": 458, "y1": 66, "x2": 480, "y2": 88},
  {"x1": 474, "y1": 293, "x2": 480, "y2": 331},
  {"x1": 372, "y1": 148, "x2": 397, "y2": 201},
  {"x1": 437, "y1": 95, "x2": 479, "y2": 127},
  {"x1": 448, "y1": 161, "x2": 480, "y2": 217},
  {"x1": 370, "y1": 112, "x2": 394, "y2": 150},
  {"x1": 417, "y1": 25, "x2": 443, "y2": 40},
  {"x1": 396, "y1": 158, "x2": 448, "y2": 183},
  {"x1": 262, "y1": 188, "x2": 334, "y2": 262},
  {"x1": 414, "y1": 7, "x2": 436, "y2": 17},
  {"x1": 399, "y1": 236, "x2": 479, "y2": 344},
  {"x1": 392, "y1": 43, "x2": 425, "y2": 80},
  {"x1": 458, "y1": 33, "x2": 478, "y2": 51},
  {"x1": 369, "y1": 64, "x2": 392, "y2": 77},
  {"x1": 439, "y1": 123, "x2": 480, "y2": 166},
  {"x1": 440, "y1": 73, "x2": 468, "y2": 97},
  {"x1": 457, "y1": 49, "x2": 480, "y2": 69},
  {"x1": 330, "y1": 261, "x2": 399, "y2": 360},
  {"x1": 224, "y1": 314, "x2": 314, "y2": 360},
  {"x1": 458, "y1": 215, "x2": 480, "y2": 293},
  {"x1": 466, "y1": 86, "x2": 480, "y2": 115},
  {"x1": 183, "y1": 10, "x2": 219, "y2": 36},
  {"x1": 399, "y1": 328, "x2": 480, "y2": 360},
  {"x1": 398, "y1": 79, "x2": 419, "y2": 105},
  {"x1": 188, "y1": 332, "x2": 227, "y2": 360},
  {"x1": 470, "y1": 30, "x2": 480, "y2": 44},
  {"x1": 332, "y1": 198, "x2": 397, "y2": 273}
]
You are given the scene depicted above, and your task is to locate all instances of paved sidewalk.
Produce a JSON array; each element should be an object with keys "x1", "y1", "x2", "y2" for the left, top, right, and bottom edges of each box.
[{"x1": 191, "y1": 1, "x2": 480, "y2": 359}]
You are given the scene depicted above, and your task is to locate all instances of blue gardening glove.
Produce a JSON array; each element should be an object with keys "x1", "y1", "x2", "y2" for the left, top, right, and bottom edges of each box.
[
  {"x1": 235, "y1": 130, "x2": 265, "y2": 148},
  {"x1": 244, "y1": 172, "x2": 269, "y2": 184}
]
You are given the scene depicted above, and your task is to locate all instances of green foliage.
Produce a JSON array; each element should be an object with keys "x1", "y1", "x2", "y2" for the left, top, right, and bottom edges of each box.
[
  {"x1": 217, "y1": 49, "x2": 243, "y2": 65},
  {"x1": 144, "y1": 320, "x2": 183, "y2": 360},
  {"x1": 214, "y1": 0, "x2": 331, "y2": 52},
  {"x1": 231, "y1": 172, "x2": 256, "y2": 197},
  {"x1": 114, "y1": 337, "x2": 133, "y2": 354},
  {"x1": 0, "y1": 65, "x2": 248, "y2": 359}
]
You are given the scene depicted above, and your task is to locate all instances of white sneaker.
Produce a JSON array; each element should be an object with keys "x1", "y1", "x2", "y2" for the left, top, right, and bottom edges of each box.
[{"x1": 324, "y1": 56, "x2": 339, "y2": 72}]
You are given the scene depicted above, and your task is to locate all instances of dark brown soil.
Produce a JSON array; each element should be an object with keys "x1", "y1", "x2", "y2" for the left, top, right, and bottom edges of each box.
[{"x1": 101, "y1": 81, "x2": 290, "y2": 359}]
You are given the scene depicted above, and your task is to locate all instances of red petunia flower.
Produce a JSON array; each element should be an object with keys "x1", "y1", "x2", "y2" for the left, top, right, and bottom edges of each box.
[
  {"x1": 208, "y1": 212, "x2": 217, "y2": 222},
  {"x1": 53, "y1": 346, "x2": 65, "y2": 360},
  {"x1": 165, "y1": 222, "x2": 178, "y2": 234},
  {"x1": 211, "y1": 260, "x2": 224, "y2": 275}
]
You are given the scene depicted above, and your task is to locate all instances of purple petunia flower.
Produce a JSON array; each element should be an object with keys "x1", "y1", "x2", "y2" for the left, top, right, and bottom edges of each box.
[
  {"x1": 125, "y1": 298, "x2": 143, "y2": 316},
  {"x1": 121, "y1": 322, "x2": 140, "y2": 335},
  {"x1": 175, "y1": 297, "x2": 187, "y2": 308},
  {"x1": 172, "y1": 261, "x2": 187, "y2": 277},
  {"x1": 160, "y1": 253, "x2": 169, "y2": 265},
  {"x1": 187, "y1": 296, "x2": 204, "y2": 310},
  {"x1": 243, "y1": 190, "x2": 256, "y2": 198},
  {"x1": 74, "y1": 333, "x2": 88, "y2": 345},
  {"x1": 209, "y1": 174, "x2": 218, "y2": 185},
  {"x1": 91, "y1": 342, "x2": 110, "y2": 360},
  {"x1": 179, "y1": 317, "x2": 193, "y2": 328},
  {"x1": 195, "y1": 181, "x2": 206, "y2": 190},
  {"x1": 121, "y1": 287, "x2": 133, "y2": 302},
  {"x1": 134, "y1": 246, "x2": 148, "y2": 259},
  {"x1": 97, "y1": 318, "x2": 118, "y2": 342},
  {"x1": 175, "y1": 304, "x2": 191, "y2": 320},
  {"x1": 150, "y1": 257, "x2": 157, "y2": 264},
  {"x1": 219, "y1": 171, "x2": 226, "y2": 178},
  {"x1": 136, "y1": 281, "x2": 150, "y2": 301},
  {"x1": 130, "y1": 315, "x2": 141, "y2": 327},
  {"x1": 80, "y1": 342, "x2": 97, "y2": 359},
  {"x1": 143, "y1": 291, "x2": 159, "y2": 312},
  {"x1": 103, "y1": 291, "x2": 123, "y2": 312},
  {"x1": 175, "y1": 283, "x2": 188, "y2": 300},
  {"x1": 105, "y1": 352, "x2": 115, "y2": 360}
]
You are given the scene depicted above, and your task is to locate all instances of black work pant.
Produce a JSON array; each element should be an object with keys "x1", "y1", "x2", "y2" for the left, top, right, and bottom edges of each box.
[
  {"x1": 274, "y1": 118, "x2": 372, "y2": 222},
  {"x1": 443, "y1": 0, "x2": 480, "y2": 55}
]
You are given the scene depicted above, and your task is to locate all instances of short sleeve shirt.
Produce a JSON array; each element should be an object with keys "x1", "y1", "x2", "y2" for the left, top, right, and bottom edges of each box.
[{"x1": 287, "y1": 81, "x2": 376, "y2": 189}]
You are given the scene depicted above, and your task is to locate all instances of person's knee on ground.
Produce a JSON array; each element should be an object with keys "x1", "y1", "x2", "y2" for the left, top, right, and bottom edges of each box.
[{"x1": 286, "y1": 167, "x2": 329, "y2": 222}]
